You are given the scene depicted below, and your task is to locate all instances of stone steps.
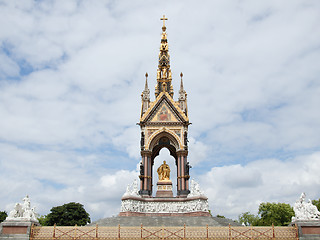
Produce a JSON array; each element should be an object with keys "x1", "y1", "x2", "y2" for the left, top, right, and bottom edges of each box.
[{"x1": 89, "y1": 216, "x2": 240, "y2": 227}]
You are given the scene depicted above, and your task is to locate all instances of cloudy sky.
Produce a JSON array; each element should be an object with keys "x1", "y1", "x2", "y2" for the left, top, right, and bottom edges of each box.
[{"x1": 1, "y1": 0, "x2": 320, "y2": 222}]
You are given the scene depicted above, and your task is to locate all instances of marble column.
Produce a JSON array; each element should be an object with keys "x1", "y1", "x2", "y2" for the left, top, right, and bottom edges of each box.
[
  {"x1": 139, "y1": 150, "x2": 152, "y2": 197},
  {"x1": 176, "y1": 150, "x2": 189, "y2": 197}
]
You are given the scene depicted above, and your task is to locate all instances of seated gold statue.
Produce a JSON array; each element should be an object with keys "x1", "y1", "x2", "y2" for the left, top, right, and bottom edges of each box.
[{"x1": 157, "y1": 160, "x2": 170, "y2": 181}]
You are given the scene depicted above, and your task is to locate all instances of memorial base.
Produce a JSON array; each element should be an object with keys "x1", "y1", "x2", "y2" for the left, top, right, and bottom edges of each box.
[
  {"x1": 119, "y1": 195, "x2": 210, "y2": 217},
  {"x1": 155, "y1": 181, "x2": 173, "y2": 198},
  {"x1": 0, "y1": 220, "x2": 40, "y2": 240},
  {"x1": 291, "y1": 220, "x2": 320, "y2": 240}
]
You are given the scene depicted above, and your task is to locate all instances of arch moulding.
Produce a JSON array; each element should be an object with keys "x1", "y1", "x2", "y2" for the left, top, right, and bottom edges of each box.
[{"x1": 146, "y1": 127, "x2": 183, "y2": 151}]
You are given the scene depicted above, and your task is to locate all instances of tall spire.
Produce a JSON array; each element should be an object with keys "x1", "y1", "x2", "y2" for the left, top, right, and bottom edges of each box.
[
  {"x1": 155, "y1": 15, "x2": 173, "y2": 98},
  {"x1": 141, "y1": 72, "x2": 150, "y2": 115},
  {"x1": 144, "y1": 72, "x2": 149, "y2": 90},
  {"x1": 178, "y1": 72, "x2": 187, "y2": 114},
  {"x1": 180, "y1": 72, "x2": 184, "y2": 91}
]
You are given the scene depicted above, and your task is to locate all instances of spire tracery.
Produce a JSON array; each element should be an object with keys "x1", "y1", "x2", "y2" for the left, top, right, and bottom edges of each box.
[
  {"x1": 141, "y1": 72, "x2": 150, "y2": 115},
  {"x1": 142, "y1": 16, "x2": 188, "y2": 119},
  {"x1": 155, "y1": 16, "x2": 173, "y2": 98},
  {"x1": 178, "y1": 72, "x2": 187, "y2": 114}
]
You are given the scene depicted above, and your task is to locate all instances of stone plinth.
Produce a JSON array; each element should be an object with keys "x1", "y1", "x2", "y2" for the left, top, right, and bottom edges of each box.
[
  {"x1": 156, "y1": 181, "x2": 173, "y2": 198},
  {"x1": 119, "y1": 195, "x2": 210, "y2": 217},
  {"x1": 0, "y1": 220, "x2": 40, "y2": 240},
  {"x1": 291, "y1": 220, "x2": 320, "y2": 240}
]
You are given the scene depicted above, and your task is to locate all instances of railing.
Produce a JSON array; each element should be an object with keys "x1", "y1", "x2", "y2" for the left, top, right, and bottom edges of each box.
[{"x1": 30, "y1": 224, "x2": 299, "y2": 240}]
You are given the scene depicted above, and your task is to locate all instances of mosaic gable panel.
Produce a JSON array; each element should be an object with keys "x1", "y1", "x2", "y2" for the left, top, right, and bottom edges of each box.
[{"x1": 150, "y1": 101, "x2": 180, "y2": 123}]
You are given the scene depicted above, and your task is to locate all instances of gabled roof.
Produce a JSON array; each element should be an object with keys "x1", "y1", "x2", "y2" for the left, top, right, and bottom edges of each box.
[{"x1": 140, "y1": 92, "x2": 189, "y2": 124}]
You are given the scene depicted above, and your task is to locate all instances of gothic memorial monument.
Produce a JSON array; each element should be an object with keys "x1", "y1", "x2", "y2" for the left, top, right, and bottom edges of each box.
[{"x1": 119, "y1": 16, "x2": 210, "y2": 217}]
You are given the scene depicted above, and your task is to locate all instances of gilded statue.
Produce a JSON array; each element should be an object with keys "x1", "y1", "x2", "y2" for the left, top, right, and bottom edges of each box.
[
  {"x1": 162, "y1": 68, "x2": 167, "y2": 79},
  {"x1": 157, "y1": 160, "x2": 170, "y2": 181}
]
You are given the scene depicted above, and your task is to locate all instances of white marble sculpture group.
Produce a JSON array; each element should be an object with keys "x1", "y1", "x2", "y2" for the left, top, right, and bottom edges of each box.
[
  {"x1": 292, "y1": 192, "x2": 320, "y2": 221},
  {"x1": 187, "y1": 179, "x2": 204, "y2": 198},
  {"x1": 6, "y1": 195, "x2": 38, "y2": 222},
  {"x1": 122, "y1": 179, "x2": 139, "y2": 197}
]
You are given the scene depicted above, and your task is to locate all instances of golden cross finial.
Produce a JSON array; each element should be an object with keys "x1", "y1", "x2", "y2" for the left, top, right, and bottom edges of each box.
[{"x1": 160, "y1": 15, "x2": 168, "y2": 28}]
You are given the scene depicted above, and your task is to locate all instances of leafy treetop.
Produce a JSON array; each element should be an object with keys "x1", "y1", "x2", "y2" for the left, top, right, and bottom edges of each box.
[
  {"x1": 0, "y1": 211, "x2": 7, "y2": 223},
  {"x1": 312, "y1": 199, "x2": 320, "y2": 211},
  {"x1": 238, "y1": 212, "x2": 259, "y2": 226},
  {"x1": 257, "y1": 202, "x2": 294, "y2": 226},
  {"x1": 44, "y1": 202, "x2": 90, "y2": 226},
  {"x1": 238, "y1": 202, "x2": 294, "y2": 226}
]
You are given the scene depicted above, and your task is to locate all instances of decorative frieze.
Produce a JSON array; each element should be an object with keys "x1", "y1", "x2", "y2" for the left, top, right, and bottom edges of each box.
[
  {"x1": 157, "y1": 185, "x2": 172, "y2": 190},
  {"x1": 120, "y1": 197, "x2": 209, "y2": 214}
]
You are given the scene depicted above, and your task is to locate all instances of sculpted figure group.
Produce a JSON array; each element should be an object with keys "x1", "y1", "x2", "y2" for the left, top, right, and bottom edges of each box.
[
  {"x1": 292, "y1": 192, "x2": 320, "y2": 221},
  {"x1": 7, "y1": 195, "x2": 38, "y2": 222},
  {"x1": 188, "y1": 179, "x2": 204, "y2": 198},
  {"x1": 122, "y1": 179, "x2": 139, "y2": 197}
]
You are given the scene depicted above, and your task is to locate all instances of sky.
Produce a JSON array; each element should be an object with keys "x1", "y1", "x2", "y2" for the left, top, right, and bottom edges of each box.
[{"x1": 0, "y1": 0, "x2": 320, "y2": 222}]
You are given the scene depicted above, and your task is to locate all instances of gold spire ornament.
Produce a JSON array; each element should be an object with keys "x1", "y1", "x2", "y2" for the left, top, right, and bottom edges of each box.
[
  {"x1": 155, "y1": 15, "x2": 174, "y2": 97},
  {"x1": 160, "y1": 15, "x2": 168, "y2": 31}
]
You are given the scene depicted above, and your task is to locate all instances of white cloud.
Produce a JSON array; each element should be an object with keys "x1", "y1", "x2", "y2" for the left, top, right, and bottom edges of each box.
[
  {"x1": 198, "y1": 152, "x2": 320, "y2": 219},
  {"x1": 0, "y1": 141, "x2": 139, "y2": 220},
  {"x1": 0, "y1": 52, "x2": 20, "y2": 78},
  {"x1": 188, "y1": 137, "x2": 208, "y2": 166}
]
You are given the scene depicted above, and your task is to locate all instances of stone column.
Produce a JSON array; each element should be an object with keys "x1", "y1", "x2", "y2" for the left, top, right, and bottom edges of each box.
[
  {"x1": 143, "y1": 155, "x2": 147, "y2": 191},
  {"x1": 139, "y1": 150, "x2": 152, "y2": 197},
  {"x1": 181, "y1": 155, "x2": 185, "y2": 191},
  {"x1": 177, "y1": 155, "x2": 181, "y2": 193},
  {"x1": 176, "y1": 150, "x2": 189, "y2": 197},
  {"x1": 147, "y1": 154, "x2": 152, "y2": 195}
]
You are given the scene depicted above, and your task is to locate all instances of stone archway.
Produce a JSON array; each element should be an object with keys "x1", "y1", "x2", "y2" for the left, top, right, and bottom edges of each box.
[
  {"x1": 139, "y1": 130, "x2": 190, "y2": 197},
  {"x1": 150, "y1": 132, "x2": 178, "y2": 158},
  {"x1": 152, "y1": 147, "x2": 176, "y2": 197}
]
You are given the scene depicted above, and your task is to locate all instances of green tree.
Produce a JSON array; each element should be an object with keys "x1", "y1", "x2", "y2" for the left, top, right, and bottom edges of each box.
[
  {"x1": 312, "y1": 199, "x2": 320, "y2": 211},
  {"x1": 216, "y1": 215, "x2": 225, "y2": 218},
  {"x1": 0, "y1": 211, "x2": 7, "y2": 223},
  {"x1": 38, "y1": 215, "x2": 49, "y2": 226},
  {"x1": 46, "y1": 202, "x2": 90, "y2": 226},
  {"x1": 257, "y1": 202, "x2": 294, "y2": 226},
  {"x1": 238, "y1": 212, "x2": 259, "y2": 226}
]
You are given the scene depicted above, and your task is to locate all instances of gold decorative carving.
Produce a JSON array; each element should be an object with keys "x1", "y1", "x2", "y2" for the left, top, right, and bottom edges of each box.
[
  {"x1": 147, "y1": 129, "x2": 156, "y2": 137},
  {"x1": 145, "y1": 127, "x2": 183, "y2": 150}
]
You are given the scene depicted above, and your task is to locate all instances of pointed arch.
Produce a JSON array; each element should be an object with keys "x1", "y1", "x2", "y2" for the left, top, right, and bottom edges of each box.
[{"x1": 146, "y1": 127, "x2": 183, "y2": 151}]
